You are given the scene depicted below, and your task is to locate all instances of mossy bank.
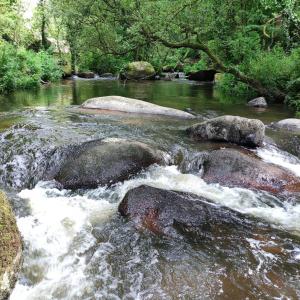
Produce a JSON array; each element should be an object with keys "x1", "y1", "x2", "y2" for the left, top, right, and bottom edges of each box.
[{"x1": 0, "y1": 191, "x2": 22, "y2": 300}]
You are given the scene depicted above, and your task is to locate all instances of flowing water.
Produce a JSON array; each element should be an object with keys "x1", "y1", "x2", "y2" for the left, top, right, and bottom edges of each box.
[{"x1": 0, "y1": 79, "x2": 300, "y2": 299}]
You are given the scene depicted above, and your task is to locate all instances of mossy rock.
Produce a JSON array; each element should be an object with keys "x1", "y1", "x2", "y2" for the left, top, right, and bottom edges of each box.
[
  {"x1": 0, "y1": 191, "x2": 22, "y2": 300},
  {"x1": 122, "y1": 61, "x2": 155, "y2": 80}
]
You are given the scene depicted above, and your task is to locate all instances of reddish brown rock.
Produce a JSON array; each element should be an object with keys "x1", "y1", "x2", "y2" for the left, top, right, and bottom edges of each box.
[
  {"x1": 182, "y1": 149, "x2": 300, "y2": 194},
  {"x1": 119, "y1": 185, "x2": 254, "y2": 237}
]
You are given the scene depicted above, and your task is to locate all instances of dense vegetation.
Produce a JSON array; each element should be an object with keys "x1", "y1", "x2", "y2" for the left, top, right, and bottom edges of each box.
[{"x1": 0, "y1": 0, "x2": 299, "y2": 110}]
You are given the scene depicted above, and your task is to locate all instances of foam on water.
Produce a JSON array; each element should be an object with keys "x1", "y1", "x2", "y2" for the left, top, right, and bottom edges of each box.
[
  {"x1": 10, "y1": 182, "x2": 116, "y2": 300},
  {"x1": 10, "y1": 164, "x2": 300, "y2": 299},
  {"x1": 118, "y1": 166, "x2": 300, "y2": 233},
  {"x1": 256, "y1": 145, "x2": 300, "y2": 177}
]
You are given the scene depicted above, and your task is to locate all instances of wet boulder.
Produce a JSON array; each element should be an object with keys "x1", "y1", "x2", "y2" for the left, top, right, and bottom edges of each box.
[
  {"x1": 121, "y1": 61, "x2": 155, "y2": 80},
  {"x1": 99, "y1": 73, "x2": 114, "y2": 79},
  {"x1": 119, "y1": 185, "x2": 252, "y2": 237},
  {"x1": 54, "y1": 139, "x2": 166, "y2": 189},
  {"x1": 0, "y1": 191, "x2": 22, "y2": 300},
  {"x1": 77, "y1": 71, "x2": 95, "y2": 79},
  {"x1": 181, "y1": 149, "x2": 300, "y2": 194},
  {"x1": 161, "y1": 73, "x2": 177, "y2": 81},
  {"x1": 187, "y1": 70, "x2": 217, "y2": 82},
  {"x1": 271, "y1": 119, "x2": 300, "y2": 133},
  {"x1": 80, "y1": 96, "x2": 195, "y2": 119},
  {"x1": 247, "y1": 97, "x2": 268, "y2": 108},
  {"x1": 187, "y1": 115, "x2": 265, "y2": 147}
]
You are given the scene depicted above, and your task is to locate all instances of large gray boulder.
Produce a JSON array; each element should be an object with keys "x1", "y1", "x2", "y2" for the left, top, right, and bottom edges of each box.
[
  {"x1": 119, "y1": 185, "x2": 259, "y2": 237},
  {"x1": 180, "y1": 148, "x2": 300, "y2": 194},
  {"x1": 187, "y1": 115, "x2": 265, "y2": 147},
  {"x1": 0, "y1": 191, "x2": 22, "y2": 300},
  {"x1": 247, "y1": 97, "x2": 268, "y2": 108},
  {"x1": 54, "y1": 139, "x2": 166, "y2": 189},
  {"x1": 272, "y1": 119, "x2": 300, "y2": 133},
  {"x1": 122, "y1": 61, "x2": 155, "y2": 80},
  {"x1": 81, "y1": 96, "x2": 195, "y2": 119}
]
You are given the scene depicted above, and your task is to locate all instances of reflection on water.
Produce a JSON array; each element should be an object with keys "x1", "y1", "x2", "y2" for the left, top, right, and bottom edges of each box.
[{"x1": 0, "y1": 79, "x2": 293, "y2": 123}]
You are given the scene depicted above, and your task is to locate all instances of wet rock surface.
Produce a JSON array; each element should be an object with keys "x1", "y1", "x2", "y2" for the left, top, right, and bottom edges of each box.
[
  {"x1": 187, "y1": 70, "x2": 217, "y2": 82},
  {"x1": 77, "y1": 72, "x2": 95, "y2": 79},
  {"x1": 187, "y1": 115, "x2": 265, "y2": 147},
  {"x1": 53, "y1": 139, "x2": 166, "y2": 189},
  {"x1": 119, "y1": 185, "x2": 255, "y2": 237},
  {"x1": 267, "y1": 129, "x2": 300, "y2": 158},
  {"x1": 180, "y1": 148, "x2": 300, "y2": 194},
  {"x1": 0, "y1": 191, "x2": 22, "y2": 300}
]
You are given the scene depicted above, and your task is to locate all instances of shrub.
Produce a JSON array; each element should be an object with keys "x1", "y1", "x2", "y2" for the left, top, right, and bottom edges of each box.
[
  {"x1": 0, "y1": 42, "x2": 62, "y2": 93},
  {"x1": 183, "y1": 59, "x2": 207, "y2": 74}
]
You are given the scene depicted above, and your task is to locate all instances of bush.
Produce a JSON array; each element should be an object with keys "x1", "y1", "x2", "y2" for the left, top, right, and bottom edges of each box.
[
  {"x1": 78, "y1": 51, "x2": 129, "y2": 74},
  {"x1": 216, "y1": 73, "x2": 256, "y2": 98},
  {"x1": 0, "y1": 42, "x2": 62, "y2": 93},
  {"x1": 183, "y1": 59, "x2": 207, "y2": 74},
  {"x1": 217, "y1": 46, "x2": 300, "y2": 102},
  {"x1": 246, "y1": 47, "x2": 300, "y2": 92}
]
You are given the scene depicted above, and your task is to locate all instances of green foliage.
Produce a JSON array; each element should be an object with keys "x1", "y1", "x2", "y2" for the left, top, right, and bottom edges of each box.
[
  {"x1": 78, "y1": 52, "x2": 129, "y2": 74},
  {"x1": 247, "y1": 47, "x2": 300, "y2": 91},
  {"x1": 216, "y1": 74, "x2": 256, "y2": 98},
  {"x1": 286, "y1": 78, "x2": 300, "y2": 111},
  {"x1": 0, "y1": 42, "x2": 62, "y2": 93},
  {"x1": 184, "y1": 59, "x2": 207, "y2": 74}
]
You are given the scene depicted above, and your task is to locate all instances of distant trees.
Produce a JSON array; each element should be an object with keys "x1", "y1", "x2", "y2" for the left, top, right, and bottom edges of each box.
[
  {"x1": 50, "y1": 0, "x2": 299, "y2": 102},
  {"x1": 1, "y1": 0, "x2": 299, "y2": 108}
]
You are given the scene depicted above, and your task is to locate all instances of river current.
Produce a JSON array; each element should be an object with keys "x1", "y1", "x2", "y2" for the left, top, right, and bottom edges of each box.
[{"x1": 0, "y1": 79, "x2": 299, "y2": 299}]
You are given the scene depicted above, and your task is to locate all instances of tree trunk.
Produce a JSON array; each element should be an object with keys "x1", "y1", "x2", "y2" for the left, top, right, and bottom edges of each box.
[
  {"x1": 40, "y1": 0, "x2": 48, "y2": 50},
  {"x1": 70, "y1": 42, "x2": 77, "y2": 75}
]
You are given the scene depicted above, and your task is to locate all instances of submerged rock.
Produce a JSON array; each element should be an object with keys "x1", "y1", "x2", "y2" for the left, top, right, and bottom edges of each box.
[
  {"x1": 247, "y1": 97, "x2": 268, "y2": 108},
  {"x1": 119, "y1": 185, "x2": 252, "y2": 237},
  {"x1": 0, "y1": 191, "x2": 22, "y2": 300},
  {"x1": 187, "y1": 115, "x2": 265, "y2": 147},
  {"x1": 272, "y1": 119, "x2": 300, "y2": 133},
  {"x1": 54, "y1": 139, "x2": 166, "y2": 189},
  {"x1": 180, "y1": 148, "x2": 300, "y2": 194},
  {"x1": 121, "y1": 61, "x2": 155, "y2": 80},
  {"x1": 80, "y1": 95, "x2": 195, "y2": 119},
  {"x1": 187, "y1": 70, "x2": 217, "y2": 82}
]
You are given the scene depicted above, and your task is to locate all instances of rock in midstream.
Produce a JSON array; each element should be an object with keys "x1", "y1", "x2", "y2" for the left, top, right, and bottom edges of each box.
[
  {"x1": 179, "y1": 148, "x2": 300, "y2": 194},
  {"x1": 271, "y1": 119, "x2": 300, "y2": 134},
  {"x1": 80, "y1": 95, "x2": 195, "y2": 119},
  {"x1": 118, "y1": 185, "x2": 262, "y2": 238},
  {"x1": 187, "y1": 115, "x2": 265, "y2": 147},
  {"x1": 53, "y1": 138, "x2": 167, "y2": 189},
  {"x1": 247, "y1": 97, "x2": 268, "y2": 108}
]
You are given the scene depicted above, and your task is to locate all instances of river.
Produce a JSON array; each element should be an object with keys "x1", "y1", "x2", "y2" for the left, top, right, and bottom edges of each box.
[{"x1": 0, "y1": 78, "x2": 299, "y2": 299}]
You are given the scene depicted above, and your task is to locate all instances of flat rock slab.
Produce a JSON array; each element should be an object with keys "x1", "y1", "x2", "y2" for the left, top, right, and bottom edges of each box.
[
  {"x1": 80, "y1": 96, "x2": 195, "y2": 119},
  {"x1": 272, "y1": 119, "x2": 300, "y2": 133}
]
